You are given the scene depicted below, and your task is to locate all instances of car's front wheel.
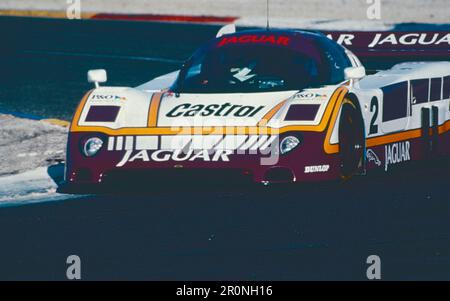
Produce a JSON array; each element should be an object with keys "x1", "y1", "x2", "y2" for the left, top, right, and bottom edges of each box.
[{"x1": 338, "y1": 98, "x2": 365, "y2": 179}]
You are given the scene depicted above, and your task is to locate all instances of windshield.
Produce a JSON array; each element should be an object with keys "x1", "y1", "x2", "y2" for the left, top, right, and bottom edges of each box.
[{"x1": 175, "y1": 43, "x2": 327, "y2": 93}]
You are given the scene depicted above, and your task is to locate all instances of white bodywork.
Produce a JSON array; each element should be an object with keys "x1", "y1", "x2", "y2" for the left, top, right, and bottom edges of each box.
[
  {"x1": 77, "y1": 61, "x2": 450, "y2": 150},
  {"x1": 359, "y1": 62, "x2": 450, "y2": 135}
]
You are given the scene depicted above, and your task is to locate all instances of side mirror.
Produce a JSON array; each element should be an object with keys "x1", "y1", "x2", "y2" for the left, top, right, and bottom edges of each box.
[
  {"x1": 344, "y1": 66, "x2": 366, "y2": 80},
  {"x1": 87, "y1": 69, "x2": 107, "y2": 88}
]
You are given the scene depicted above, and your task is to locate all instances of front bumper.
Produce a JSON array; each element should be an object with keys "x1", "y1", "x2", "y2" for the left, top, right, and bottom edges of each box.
[{"x1": 63, "y1": 131, "x2": 341, "y2": 192}]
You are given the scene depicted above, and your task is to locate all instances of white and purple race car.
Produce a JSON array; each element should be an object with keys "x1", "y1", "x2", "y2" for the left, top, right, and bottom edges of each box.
[{"x1": 61, "y1": 27, "x2": 450, "y2": 193}]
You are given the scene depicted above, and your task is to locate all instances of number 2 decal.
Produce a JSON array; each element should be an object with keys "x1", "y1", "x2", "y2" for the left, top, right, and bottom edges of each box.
[{"x1": 369, "y1": 97, "x2": 379, "y2": 135}]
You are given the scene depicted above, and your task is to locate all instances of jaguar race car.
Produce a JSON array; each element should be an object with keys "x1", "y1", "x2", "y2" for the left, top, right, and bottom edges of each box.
[{"x1": 61, "y1": 27, "x2": 450, "y2": 193}]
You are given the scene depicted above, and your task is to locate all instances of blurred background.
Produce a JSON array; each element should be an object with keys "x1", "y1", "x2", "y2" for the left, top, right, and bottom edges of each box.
[{"x1": 1, "y1": 0, "x2": 449, "y2": 26}]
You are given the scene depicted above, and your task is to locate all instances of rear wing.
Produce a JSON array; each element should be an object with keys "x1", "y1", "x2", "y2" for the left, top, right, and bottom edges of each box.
[{"x1": 324, "y1": 31, "x2": 450, "y2": 69}]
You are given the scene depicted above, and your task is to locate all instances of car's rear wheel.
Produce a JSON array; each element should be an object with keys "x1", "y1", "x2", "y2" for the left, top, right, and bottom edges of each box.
[{"x1": 338, "y1": 98, "x2": 365, "y2": 179}]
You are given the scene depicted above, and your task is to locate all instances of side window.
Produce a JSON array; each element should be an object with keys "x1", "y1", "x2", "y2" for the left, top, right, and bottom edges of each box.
[
  {"x1": 410, "y1": 79, "x2": 429, "y2": 104},
  {"x1": 381, "y1": 82, "x2": 408, "y2": 122},
  {"x1": 443, "y1": 76, "x2": 450, "y2": 100},
  {"x1": 430, "y1": 78, "x2": 442, "y2": 102},
  {"x1": 318, "y1": 38, "x2": 352, "y2": 84}
]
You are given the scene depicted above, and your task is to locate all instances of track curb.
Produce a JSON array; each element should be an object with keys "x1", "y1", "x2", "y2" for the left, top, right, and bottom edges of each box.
[{"x1": 0, "y1": 9, "x2": 238, "y2": 24}]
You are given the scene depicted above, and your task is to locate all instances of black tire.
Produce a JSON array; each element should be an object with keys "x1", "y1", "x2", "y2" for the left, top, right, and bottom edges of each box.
[{"x1": 338, "y1": 98, "x2": 365, "y2": 179}]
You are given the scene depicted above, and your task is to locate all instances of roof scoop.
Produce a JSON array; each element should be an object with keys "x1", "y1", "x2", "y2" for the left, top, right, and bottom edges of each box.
[{"x1": 216, "y1": 24, "x2": 236, "y2": 38}]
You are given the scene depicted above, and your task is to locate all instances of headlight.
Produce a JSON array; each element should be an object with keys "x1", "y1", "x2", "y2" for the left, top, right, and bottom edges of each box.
[
  {"x1": 83, "y1": 137, "x2": 103, "y2": 157},
  {"x1": 280, "y1": 136, "x2": 300, "y2": 154}
]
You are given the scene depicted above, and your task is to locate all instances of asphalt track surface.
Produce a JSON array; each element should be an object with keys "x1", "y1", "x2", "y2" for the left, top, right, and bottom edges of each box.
[
  {"x1": 0, "y1": 16, "x2": 449, "y2": 280},
  {"x1": 0, "y1": 16, "x2": 220, "y2": 119},
  {"x1": 0, "y1": 160, "x2": 449, "y2": 280},
  {"x1": 1, "y1": 16, "x2": 448, "y2": 119}
]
